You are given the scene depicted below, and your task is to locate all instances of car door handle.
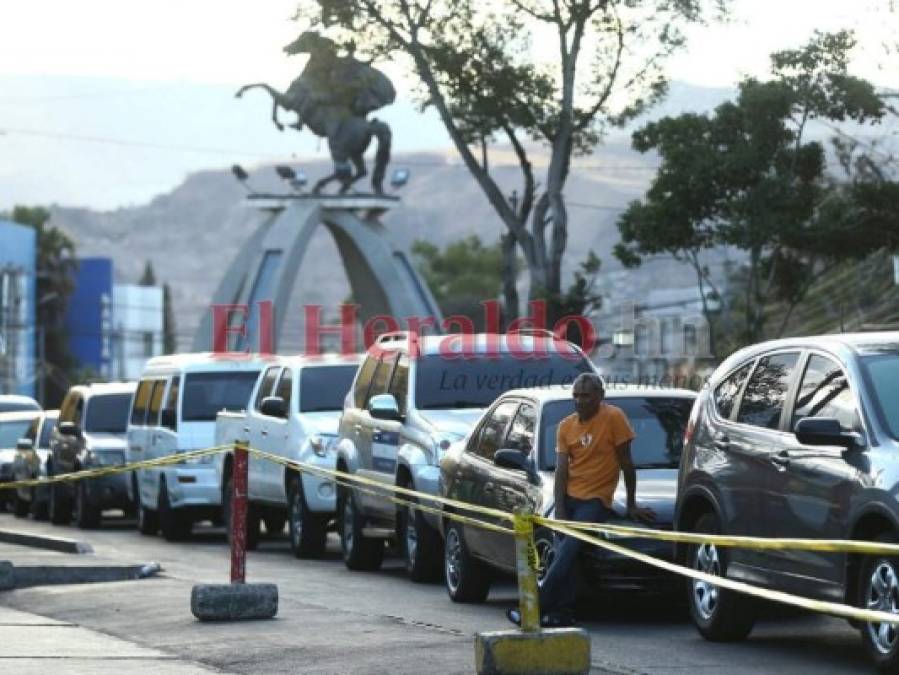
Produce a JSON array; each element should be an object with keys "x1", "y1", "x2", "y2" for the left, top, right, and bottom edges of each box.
[
  {"x1": 260, "y1": 429, "x2": 268, "y2": 436},
  {"x1": 712, "y1": 435, "x2": 730, "y2": 450},
  {"x1": 243, "y1": 426, "x2": 250, "y2": 433},
  {"x1": 483, "y1": 482, "x2": 495, "y2": 494},
  {"x1": 770, "y1": 451, "x2": 791, "y2": 467}
]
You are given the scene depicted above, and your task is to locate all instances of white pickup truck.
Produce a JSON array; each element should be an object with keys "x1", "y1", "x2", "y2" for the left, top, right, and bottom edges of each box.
[{"x1": 214, "y1": 354, "x2": 361, "y2": 557}]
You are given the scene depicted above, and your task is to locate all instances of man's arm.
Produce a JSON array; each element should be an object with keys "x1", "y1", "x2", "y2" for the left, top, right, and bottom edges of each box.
[
  {"x1": 554, "y1": 452, "x2": 569, "y2": 521},
  {"x1": 615, "y1": 441, "x2": 655, "y2": 524}
]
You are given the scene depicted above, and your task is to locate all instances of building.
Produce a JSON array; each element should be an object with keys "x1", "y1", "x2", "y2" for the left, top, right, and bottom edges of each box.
[
  {"x1": 0, "y1": 220, "x2": 37, "y2": 398},
  {"x1": 66, "y1": 257, "x2": 164, "y2": 382}
]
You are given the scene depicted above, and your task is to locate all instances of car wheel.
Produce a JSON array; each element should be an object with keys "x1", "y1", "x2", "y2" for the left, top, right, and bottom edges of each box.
[
  {"x1": 13, "y1": 492, "x2": 29, "y2": 518},
  {"x1": 534, "y1": 529, "x2": 556, "y2": 584},
  {"x1": 686, "y1": 512, "x2": 755, "y2": 642},
  {"x1": 288, "y1": 475, "x2": 327, "y2": 559},
  {"x1": 135, "y1": 476, "x2": 158, "y2": 535},
  {"x1": 30, "y1": 488, "x2": 49, "y2": 521},
  {"x1": 859, "y1": 533, "x2": 899, "y2": 672},
  {"x1": 74, "y1": 481, "x2": 101, "y2": 529},
  {"x1": 264, "y1": 514, "x2": 286, "y2": 537},
  {"x1": 48, "y1": 480, "x2": 71, "y2": 525},
  {"x1": 223, "y1": 475, "x2": 259, "y2": 551},
  {"x1": 444, "y1": 520, "x2": 491, "y2": 603},
  {"x1": 338, "y1": 485, "x2": 383, "y2": 571},
  {"x1": 158, "y1": 478, "x2": 192, "y2": 542},
  {"x1": 398, "y1": 493, "x2": 442, "y2": 582}
]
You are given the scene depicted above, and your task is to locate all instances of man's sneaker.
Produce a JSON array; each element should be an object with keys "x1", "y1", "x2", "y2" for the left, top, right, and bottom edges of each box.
[
  {"x1": 506, "y1": 608, "x2": 522, "y2": 626},
  {"x1": 541, "y1": 612, "x2": 576, "y2": 628}
]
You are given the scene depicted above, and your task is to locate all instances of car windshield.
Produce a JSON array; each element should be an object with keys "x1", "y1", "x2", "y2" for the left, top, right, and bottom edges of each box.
[
  {"x1": 38, "y1": 416, "x2": 57, "y2": 449},
  {"x1": 300, "y1": 365, "x2": 358, "y2": 412},
  {"x1": 415, "y1": 352, "x2": 594, "y2": 410},
  {"x1": 182, "y1": 371, "x2": 261, "y2": 422},
  {"x1": 539, "y1": 396, "x2": 694, "y2": 471},
  {"x1": 861, "y1": 350, "x2": 899, "y2": 440},
  {"x1": 0, "y1": 419, "x2": 34, "y2": 448},
  {"x1": 84, "y1": 394, "x2": 132, "y2": 433}
]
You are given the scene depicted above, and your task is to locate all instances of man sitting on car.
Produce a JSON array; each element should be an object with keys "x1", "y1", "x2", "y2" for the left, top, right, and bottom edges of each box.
[{"x1": 509, "y1": 372, "x2": 655, "y2": 627}]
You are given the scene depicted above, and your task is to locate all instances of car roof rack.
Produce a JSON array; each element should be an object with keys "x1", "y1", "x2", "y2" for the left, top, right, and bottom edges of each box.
[
  {"x1": 506, "y1": 328, "x2": 559, "y2": 339},
  {"x1": 375, "y1": 331, "x2": 418, "y2": 345}
]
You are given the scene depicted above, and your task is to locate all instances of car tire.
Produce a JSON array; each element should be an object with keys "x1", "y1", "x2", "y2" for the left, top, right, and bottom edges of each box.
[
  {"x1": 74, "y1": 481, "x2": 101, "y2": 529},
  {"x1": 13, "y1": 493, "x2": 29, "y2": 518},
  {"x1": 135, "y1": 475, "x2": 159, "y2": 535},
  {"x1": 444, "y1": 520, "x2": 491, "y2": 603},
  {"x1": 264, "y1": 514, "x2": 286, "y2": 537},
  {"x1": 858, "y1": 533, "x2": 899, "y2": 672},
  {"x1": 30, "y1": 488, "x2": 49, "y2": 521},
  {"x1": 158, "y1": 478, "x2": 191, "y2": 542},
  {"x1": 288, "y1": 475, "x2": 327, "y2": 559},
  {"x1": 398, "y1": 492, "x2": 442, "y2": 582},
  {"x1": 223, "y1": 476, "x2": 260, "y2": 551},
  {"x1": 48, "y1": 480, "x2": 71, "y2": 525},
  {"x1": 534, "y1": 528, "x2": 556, "y2": 584},
  {"x1": 338, "y1": 485, "x2": 384, "y2": 571},
  {"x1": 686, "y1": 512, "x2": 755, "y2": 642}
]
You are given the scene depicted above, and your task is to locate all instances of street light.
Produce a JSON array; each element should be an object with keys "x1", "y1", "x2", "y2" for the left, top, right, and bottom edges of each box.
[{"x1": 275, "y1": 165, "x2": 308, "y2": 193}]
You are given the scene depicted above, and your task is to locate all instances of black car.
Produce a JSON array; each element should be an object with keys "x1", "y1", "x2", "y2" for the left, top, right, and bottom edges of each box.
[
  {"x1": 439, "y1": 384, "x2": 696, "y2": 603},
  {"x1": 676, "y1": 332, "x2": 899, "y2": 671}
]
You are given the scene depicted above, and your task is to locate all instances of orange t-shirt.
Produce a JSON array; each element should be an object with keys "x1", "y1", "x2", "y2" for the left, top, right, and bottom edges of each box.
[{"x1": 556, "y1": 404, "x2": 636, "y2": 506}]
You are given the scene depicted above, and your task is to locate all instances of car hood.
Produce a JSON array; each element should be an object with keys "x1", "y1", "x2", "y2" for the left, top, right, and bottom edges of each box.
[
  {"x1": 83, "y1": 432, "x2": 128, "y2": 452},
  {"x1": 299, "y1": 411, "x2": 342, "y2": 436},
  {"x1": 418, "y1": 408, "x2": 484, "y2": 438},
  {"x1": 538, "y1": 467, "x2": 677, "y2": 527}
]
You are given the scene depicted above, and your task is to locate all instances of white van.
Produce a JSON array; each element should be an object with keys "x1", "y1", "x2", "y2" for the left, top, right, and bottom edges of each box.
[{"x1": 128, "y1": 353, "x2": 266, "y2": 541}]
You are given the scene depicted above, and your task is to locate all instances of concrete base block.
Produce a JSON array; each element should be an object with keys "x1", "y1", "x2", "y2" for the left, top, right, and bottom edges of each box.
[
  {"x1": 0, "y1": 561, "x2": 14, "y2": 591},
  {"x1": 474, "y1": 627, "x2": 590, "y2": 675},
  {"x1": 191, "y1": 583, "x2": 278, "y2": 621}
]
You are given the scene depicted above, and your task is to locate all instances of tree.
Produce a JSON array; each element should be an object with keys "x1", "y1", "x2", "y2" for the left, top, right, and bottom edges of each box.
[
  {"x1": 5, "y1": 206, "x2": 79, "y2": 406},
  {"x1": 615, "y1": 31, "x2": 886, "y2": 349},
  {"x1": 162, "y1": 283, "x2": 178, "y2": 354},
  {"x1": 298, "y1": 0, "x2": 726, "y2": 323},
  {"x1": 412, "y1": 235, "x2": 507, "y2": 330},
  {"x1": 139, "y1": 261, "x2": 157, "y2": 286}
]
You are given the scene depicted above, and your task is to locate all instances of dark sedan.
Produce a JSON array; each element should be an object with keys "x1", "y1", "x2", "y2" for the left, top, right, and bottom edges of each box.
[{"x1": 438, "y1": 384, "x2": 695, "y2": 603}]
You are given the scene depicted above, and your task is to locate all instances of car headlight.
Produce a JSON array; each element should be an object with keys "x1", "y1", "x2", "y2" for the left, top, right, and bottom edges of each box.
[{"x1": 309, "y1": 434, "x2": 337, "y2": 458}]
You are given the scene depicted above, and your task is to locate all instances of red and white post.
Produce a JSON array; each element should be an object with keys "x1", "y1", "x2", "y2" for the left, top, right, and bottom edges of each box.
[{"x1": 229, "y1": 440, "x2": 249, "y2": 584}]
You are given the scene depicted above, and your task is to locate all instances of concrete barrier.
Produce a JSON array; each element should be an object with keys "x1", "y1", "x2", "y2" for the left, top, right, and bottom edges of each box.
[{"x1": 474, "y1": 627, "x2": 591, "y2": 675}]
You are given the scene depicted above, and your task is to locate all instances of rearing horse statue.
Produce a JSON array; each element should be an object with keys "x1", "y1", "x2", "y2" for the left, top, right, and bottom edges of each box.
[{"x1": 236, "y1": 32, "x2": 395, "y2": 195}]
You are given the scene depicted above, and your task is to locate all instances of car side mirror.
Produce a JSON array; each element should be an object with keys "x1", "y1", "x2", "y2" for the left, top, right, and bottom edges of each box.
[
  {"x1": 367, "y1": 394, "x2": 402, "y2": 421},
  {"x1": 795, "y1": 417, "x2": 861, "y2": 449},
  {"x1": 160, "y1": 408, "x2": 177, "y2": 430},
  {"x1": 58, "y1": 421, "x2": 82, "y2": 438},
  {"x1": 495, "y1": 449, "x2": 539, "y2": 484},
  {"x1": 260, "y1": 396, "x2": 288, "y2": 419},
  {"x1": 16, "y1": 438, "x2": 33, "y2": 451}
]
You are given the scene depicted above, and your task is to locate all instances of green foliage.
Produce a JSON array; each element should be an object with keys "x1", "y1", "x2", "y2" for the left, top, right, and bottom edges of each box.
[
  {"x1": 615, "y1": 30, "x2": 888, "y2": 349},
  {"x1": 139, "y1": 261, "x2": 157, "y2": 286},
  {"x1": 162, "y1": 283, "x2": 177, "y2": 354}
]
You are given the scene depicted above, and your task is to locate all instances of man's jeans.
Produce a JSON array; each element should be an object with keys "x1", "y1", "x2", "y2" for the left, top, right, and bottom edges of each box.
[{"x1": 538, "y1": 496, "x2": 612, "y2": 617}]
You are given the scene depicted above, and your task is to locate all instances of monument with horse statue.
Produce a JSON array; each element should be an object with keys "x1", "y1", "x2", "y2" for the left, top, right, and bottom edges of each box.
[{"x1": 192, "y1": 31, "x2": 441, "y2": 352}]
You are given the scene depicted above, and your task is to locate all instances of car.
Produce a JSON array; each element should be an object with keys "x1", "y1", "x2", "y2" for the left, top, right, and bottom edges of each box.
[
  {"x1": 11, "y1": 410, "x2": 59, "y2": 519},
  {"x1": 214, "y1": 354, "x2": 361, "y2": 555},
  {"x1": 129, "y1": 353, "x2": 264, "y2": 541},
  {"x1": 47, "y1": 382, "x2": 136, "y2": 528},
  {"x1": 675, "y1": 332, "x2": 899, "y2": 671},
  {"x1": 438, "y1": 384, "x2": 696, "y2": 603},
  {"x1": 0, "y1": 395, "x2": 41, "y2": 414},
  {"x1": 335, "y1": 330, "x2": 598, "y2": 580},
  {"x1": 0, "y1": 410, "x2": 42, "y2": 511}
]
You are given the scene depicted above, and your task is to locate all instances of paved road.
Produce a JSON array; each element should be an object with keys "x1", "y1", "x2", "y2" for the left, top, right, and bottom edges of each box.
[{"x1": 0, "y1": 513, "x2": 880, "y2": 674}]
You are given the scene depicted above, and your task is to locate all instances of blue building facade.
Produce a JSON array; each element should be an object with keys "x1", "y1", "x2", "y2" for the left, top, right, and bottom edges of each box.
[
  {"x1": 0, "y1": 220, "x2": 37, "y2": 397},
  {"x1": 66, "y1": 257, "x2": 114, "y2": 379}
]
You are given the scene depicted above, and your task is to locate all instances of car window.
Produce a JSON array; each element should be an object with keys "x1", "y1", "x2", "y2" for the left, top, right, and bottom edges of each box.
[
  {"x1": 737, "y1": 352, "x2": 800, "y2": 430},
  {"x1": 130, "y1": 380, "x2": 153, "y2": 426},
  {"x1": 472, "y1": 400, "x2": 519, "y2": 461},
  {"x1": 59, "y1": 392, "x2": 79, "y2": 424},
  {"x1": 861, "y1": 349, "x2": 899, "y2": 440},
  {"x1": 24, "y1": 417, "x2": 39, "y2": 443},
  {"x1": 148, "y1": 380, "x2": 166, "y2": 426},
  {"x1": 276, "y1": 368, "x2": 293, "y2": 409},
  {"x1": 254, "y1": 367, "x2": 281, "y2": 411},
  {"x1": 0, "y1": 419, "x2": 33, "y2": 447},
  {"x1": 792, "y1": 355, "x2": 859, "y2": 432},
  {"x1": 181, "y1": 371, "x2": 261, "y2": 422},
  {"x1": 299, "y1": 365, "x2": 358, "y2": 412},
  {"x1": 714, "y1": 363, "x2": 752, "y2": 420},
  {"x1": 504, "y1": 403, "x2": 536, "y2": 453},
  {"x1": 388, "y1": 354, "x2": 409, "y2": 415},
  {"x1": 84, "y1": 393, "x2": 132, "y2": 433},
  {"x1": 162, "y1": 377, "x2": 179, "y2": 430},
  {"x1": 353, "y1": 356, "x2": 379, "y2": 409},
  {"x1": 38, "y1": 415, "x2": 57, "y2": 449},
  {"x1": 367, "y1": 354, "x2": 395, "y2": 404}
]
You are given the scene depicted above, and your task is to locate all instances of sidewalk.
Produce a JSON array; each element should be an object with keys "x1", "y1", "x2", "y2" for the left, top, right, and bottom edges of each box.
[{"x1": 0, "y1": 605, "x2": 224, "y2": 674}]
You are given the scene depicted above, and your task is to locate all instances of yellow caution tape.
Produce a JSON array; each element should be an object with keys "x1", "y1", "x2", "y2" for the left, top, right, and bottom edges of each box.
[{"x1": 547, "y1": 520, "x2": 899, "y2": 626}]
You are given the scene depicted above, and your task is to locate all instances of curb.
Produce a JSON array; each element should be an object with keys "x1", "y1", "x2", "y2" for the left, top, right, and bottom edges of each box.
[
  {"x1": 0, "y1": 561, "x2": 162, "y2": 589},
  {"x1": 0, "y1": 529, "x2": 94, "y2": 554}
]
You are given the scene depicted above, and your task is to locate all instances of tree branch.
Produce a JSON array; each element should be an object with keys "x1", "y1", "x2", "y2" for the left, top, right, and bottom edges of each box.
[
  {"x1": 575, "y1": 9, "x2": 624, "y2": 131},
  {"x1": 502, "y1": 120, "x2": 536, "y2": 224}
]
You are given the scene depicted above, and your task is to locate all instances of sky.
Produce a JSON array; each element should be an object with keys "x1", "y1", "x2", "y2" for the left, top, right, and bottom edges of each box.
[{"x1": 0, "y1": 0, "x2": 895, "y2": 210}]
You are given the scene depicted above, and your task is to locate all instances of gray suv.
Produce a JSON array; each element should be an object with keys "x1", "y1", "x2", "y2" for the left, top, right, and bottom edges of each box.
[
  {"x1": 676, "y1": 332, "x2": 899, "y2": 671},
  {"x1": 335, "y1": 331, "x2": 596, "y2": 580}
]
